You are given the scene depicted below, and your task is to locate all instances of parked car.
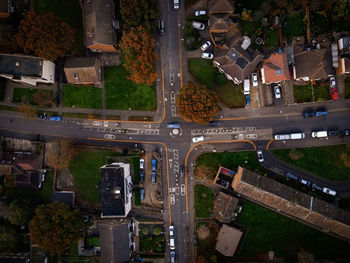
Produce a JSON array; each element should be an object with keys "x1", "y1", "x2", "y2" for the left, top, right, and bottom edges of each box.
[
  {"x1": 195, "y1": 10, "x2": 206, "y2": 16},
  {"x1": 274, "y1": 85, "x2": 281, "y2": 99},
  {"x1": 140, "y1": 189, "x2": 145, "y2": 200},
  {"x1": 192, "y1": 136, "x2": 204, "y2": 143},
  {"x1": 286, "y1": 172, "x2": 300, "y2": 181},
  {"x1": 300, "y1": 178, "x2": 311, "y2": 187},
  {"x1": 158, "y1": 19, "x2": 165, "y2": 34},
  {"x1": 341, "y1": 129, "x2": 350, "y2": 136},
  {"x1": 173, "y1": 0, "x2": 179, "y2": 9},
  {"x1": 170, "y1": 251, "x2": 176, "y2": 263},
  {"x1": 169, "y1": 225, "x2": 175, "y2": 236},
  {"x1": 312, "y1": 131, "x2": 328, "y2": 138},
  {"x1": 192, "y1": 21, "x2": 205, "y2": 30},
  {"x1": 167, "y1": 122, "x2": 180, "y2": 128},
  {"x1": 140, "y1": 172, "x2": 145, "y2": 183},
  {"x1": 328, "y1": 128, "x2": 339, "y2": 136},
  {"x1": 315, "y1": 110, "x2": 328, "y2": 117},
  {"x1": 170, "y1": 237, "x2": 175, "y2": 250},
  {"x1": 49, "y1": 115, "x2": 61, "y2": 121},
  {"x1": 151, "y1": 172, "x2": 156, "y2": 183},
  {"x1": 245, "y1": 94, "x2": 251, "y2": 106},
  {"x1": 243, "y1": 78, "x2": 250, "y2": 95},
  {"x1": 209, "y1": 121, "x2": 221, "y2": 126},
  {"x1": 139, "y1": 158, "x2": 145, "y2": 169},
  {"x1": 330, "y1": 76, "x2": 336, "y2": 88},
  {"x1": 37, "y1": 113, "x2": 47, "y2": 120},
  {"x1": 256, "y1": 150, "x2": 264, "y2": 163},
  {"x1": 200, "y1": 41, "x2": 211, "y2": 51},
  {"x1": 302, "y1": 110, "x2": 314, "y2": 118},
  {"x1": 201, "y1": 52, "x2": 214, "y2": 59},
  {"x1": 180, "y1": 165, "x2": 185, "y2": 177},
  {"x1": 331, "y1": 88, "x2": 339, "y2": 100},
  {"x1": 323, "y1": 187, "x2": 337, "y2": 196},
  {"x1": 252, "y1": 73, "x2": 258, "y2": 87},
  {"x1": 151, "y1": 158, "x2": 157, "y2": 172},
  {"x1": 311, "y1": 183, "x2": 323, "y2": 191}
]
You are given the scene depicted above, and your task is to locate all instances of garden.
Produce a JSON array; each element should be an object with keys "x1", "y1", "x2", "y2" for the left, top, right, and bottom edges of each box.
[
  {"x1": 139, "y1": 224, "x2": 165, "y2": 255},
  {"x1": 12, "y1": 88, "x2": 54, "y2": 106},
  {"x1": 194, "y1": 184, "x2": 215, "y2": 218},
  {"x1": 62, "y1": 85, "x2": 102, "y2": 109},
  {"x1": 293, "y1": 84, "x2": 313, "y2": 103},
  {"x1": 196, "y1": 222, "x2": 219, "y2": 262}
]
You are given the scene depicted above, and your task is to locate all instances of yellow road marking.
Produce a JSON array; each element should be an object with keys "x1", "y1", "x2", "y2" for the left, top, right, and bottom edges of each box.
[{"x1": 266, "y1": 138, "x2": 275, "y2": 150}]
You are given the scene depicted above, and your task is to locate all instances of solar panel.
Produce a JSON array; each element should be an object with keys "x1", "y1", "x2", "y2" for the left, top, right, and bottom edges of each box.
[
  {"x1": 228, "y1": 49, "x2": 239, "y2": 61},
  {"x1": 236, "y1": 57, "x2": 248, "y2": 68}
]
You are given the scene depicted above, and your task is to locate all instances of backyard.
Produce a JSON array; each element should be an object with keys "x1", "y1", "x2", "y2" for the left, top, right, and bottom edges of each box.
[
  {"x1": 266, "y1": 28, "x2": 279, "y2": 47},
  {"x1": 283, "y1": 14, "x2": 305, "y2": 38},
  {"x1": 271, "y1": 144, "x2": 350, "y2": 181},
  {"x1": 293, "y1": 84, "x2": 313, "y2": 103},
  {"x1": 236, "y1": 200, "x2": 350, "y2": 259},
  {"x1": 313, "y1": 83, "x2": 331, "y2": 101},
  {"x1": 139, "y1": 224, "x2": 165, "y2": 255},
  {"x1": 12, "y1": 88, "x2": 54, "y2": 105},
  {"x1": 189, "y1": 58, "x2": 245, "y2": 108},
  {"x1": 194, "y1": 184, "x2": 215, "y2": 218},
  {"x1": 62, "y1": 85, "x2": 102, "y2": 109},
  {"x1": 104, "y1": 66, "x2": 156, "y2": 111}
]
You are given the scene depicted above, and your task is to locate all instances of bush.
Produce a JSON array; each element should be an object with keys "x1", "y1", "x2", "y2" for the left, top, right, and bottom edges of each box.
[
  {"x1": 153, "y1": 227, "x2": 162, "y2": 235},
  {"x1": 184, "y1": 22, "x2": 200, "y2": 51}
]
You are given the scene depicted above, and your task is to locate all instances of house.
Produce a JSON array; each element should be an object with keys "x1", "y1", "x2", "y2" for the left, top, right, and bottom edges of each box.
[
  {"x1": 0, "y1": 152, "x2": 45, "y2": 189},
  {"x1": 213, "y1": 33, "x2": 264, "y2": 84},
  {"x1": 293, "y1": 46, "x2": 334, "y2": 81},
  {"x1": 208, "y1": 0, "x2": 235, "y2": 15},
  {"x1": 99, "y1": 163, "x2": 132, "y2": 218},
  {"x1": 64, "y1": 57, "x2": 101, "y2": 85},
  {"x1": 212, "y1": 192, "x2": 238, "y2": 223},
  {"x1": 0, "y1": 0, "x2": 12, "y2": 18},
  {"x1": 0, "y1": 53, "x2": 55, "y2": 86},
  {"x1": 215, "y1": 224, "x2": 243, "y2": 257},
  {"x1": 337, "y1": 56, "x2": 350, "y2": 74},
  {"x1": 52, "y1": 191, "x2": 75, "y2": 206},
  {"x1": 261, "y1": 52, "x2": 290, "y2": 84},
  {"x1": 337, "y1": 36, "x2": 350, "y2": 74},
  {"x1": 99, "y1": 219, "x2": 135, "y2": 263},
  {"x1": 338, "y1": 36, "x2": 350, "y2": 55},
  {"x1": 232, "y1": 167, "x2": 350, "y2": 240},
  {"x1": 83, "y1": 0, "x2": 118, "y2": 52}
]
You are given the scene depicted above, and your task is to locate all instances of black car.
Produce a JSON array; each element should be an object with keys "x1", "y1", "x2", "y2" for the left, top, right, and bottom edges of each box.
[
  {"x1": 286, "y1": 172, "x2": 299, "y2": 181},
  {"x1": 341, "y1": 129, "x2": 350, "y2": 137},
  {"x1": 328, "y1": 129, "x2": 339, "y2": 136},
  {"x1": 302, "y1": 111, "x2": 314, "y2": 118},
  {"x1": 180, "y1": 165, "x2": 185, "y2": 177},
  {"x1": 311, "y1": 183, "x2": 323, "y2": 191},
  {"x1": 140, "y1": 172, "x2": 145, "y2": 183},
  {"x1": 37, "y1": 113, "x2": 47, "y2": 120},
  {"x1": 158, "y1": 19, "x2": 165, "y2": 34}
]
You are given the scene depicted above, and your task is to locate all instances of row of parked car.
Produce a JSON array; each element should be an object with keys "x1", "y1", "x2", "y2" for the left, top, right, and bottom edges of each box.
[
  {"x1": 169, "y1": 225, "x2": 176, "y2": 262},
  {"x1": 139, "y1": 158, "x2": 158, "y2": 201},
  {"x1": 37, "y1": 113, "x2": 62, "y2": 121}
]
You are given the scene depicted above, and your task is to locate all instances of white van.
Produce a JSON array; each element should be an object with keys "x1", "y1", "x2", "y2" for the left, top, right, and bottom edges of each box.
[
  {"x1": 290, "y1": 132, "x2": 305, "y2": 140},
  {"x1": 243, "y1": 78, "x2": 250, "y2": 95},
  {"x1": 312, "y1": 131, "x2": 328, "y2": 138},
  {"x1": 323, "y1": 187, "x2": 336, "y2": 196},
  {"x1": 274, "y1": 134, "x2": 290, "y2": 140},
  {"x1": 170, "y1": 237, "x2": 175, "y2": 250},
  {"x1": 173, "y1": 0, "x2": 179, "y2": 9}
]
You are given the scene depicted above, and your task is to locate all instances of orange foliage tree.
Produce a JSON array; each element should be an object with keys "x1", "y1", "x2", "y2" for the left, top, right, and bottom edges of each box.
[
  {"x1": 15, "y1": 11, "x2": 75, "y2": 61},
  {"x1": 176, "y1": 82, "x2": 219, "y2": 124},
  {"x1": 29, "y1": 201, "x2": 83, "y2": 256},
  {"x1": 119, "y1": 25, "x2": 157, "y2": 86}
]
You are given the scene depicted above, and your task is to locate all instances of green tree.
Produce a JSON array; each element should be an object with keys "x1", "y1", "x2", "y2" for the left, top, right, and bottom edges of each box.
[
  {"x1": 0, "y1": 224, "x2": 19, "y2": 252},
  {"x1": 29, "y1": 201, "x2": 83, "y2": 256},
  {"x1": 9, "y1": 199, "x2": 35, "y2": 226},
  {"x1": 176, "y1": 82, "x2": 219, "y2": 124}
]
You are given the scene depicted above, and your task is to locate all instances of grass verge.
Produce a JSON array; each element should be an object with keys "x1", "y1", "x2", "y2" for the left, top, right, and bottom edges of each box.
[
  {"x1": 271, "y1": 144, "x2": 350, "y2": 181},
  {"x1": 293, "y1": 85, "x2": 312, "y2": 103},
  {"x1": 62, "y1": 85, "x2": 102, "y2": 109},
  {"x1": 194, "y1": 184, "x2": 215, "y2": 218},
  {"x1": 134, "y1": 189, "x2": 141, "y2": 206},
  {"x1": 128, "y1": 116, "x2": 154, "y2": 121}
]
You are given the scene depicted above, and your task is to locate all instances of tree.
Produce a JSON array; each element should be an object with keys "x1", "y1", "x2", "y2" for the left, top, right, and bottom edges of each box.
[
  {"x1": 119, "y1": 25, "x2": 157, "y2": 86},
  {"x1": 32, "y1": 90, "x2": 55, "y2": 107},
  {"x1": 29, "y1": 201, "x2": 83, "y2": 256},
  {"x1": 176, "y1": 82, "x2": 219, "y2": 124},
  {"x1": 0, "y1": 224, "x2": 19, "y2": 252},
  {"x1": 0, "y1": 201, "x2": 12, "y2": 222},
  {"x1": 9, "y1": 199, "x2": 35, "y2": 226},
  {"x1": 15, "y1": 11, "x2": 75, "y2": 61},
  {"x1": 46, "y1": 141, "x2": 76, "y2": 171}
]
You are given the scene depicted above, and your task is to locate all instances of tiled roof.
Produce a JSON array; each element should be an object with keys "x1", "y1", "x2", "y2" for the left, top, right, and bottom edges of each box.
[
  {"x1": 209, "y1": 0, "x2": 235, "y2": 14},
  {"x1": 262, "y1": 52, "x2": 290, "y2": 83}
]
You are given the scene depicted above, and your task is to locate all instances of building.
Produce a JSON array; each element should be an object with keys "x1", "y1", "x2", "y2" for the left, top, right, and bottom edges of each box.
[
  {"x1": 212, "y1": 191, "x2": 238, "y2": 223},
  {"x1": 0, "y1": 152, "x2": 45, "y2": 189},
  {"x1": 213, "y1": 33, "x2": 264, "y2": 84},
  {"x1": 208, "y1": 0, "x2": 235, "y2": 15},
  {"x1": 99, "y1": 219, "x2": 134, "y2": 263},
  {"x1": 52, "y1": 191, "x2": 75, "y2": 206},
  {"x1": 0, "y1": 0, "x2": 12, "y2": 18},
  {"x1": 64, "y1": 57, "x2": 101, "y2": 85},
  {"x1": 83, "y1": 0, "x2": 118, "y2": 52},
  {"x1": 0, "y1": 53, "x2": 55, "y2": 85},
  {"x1": 215, "y1": 224, "x2": 243, "y2": 256},
  {"x1": 293, "y1": 46, "x2": 334, "y2": 81},
  {"x1": 99, "y1": 163, "x2": 132, "y2": 218},
  {"x1": 337, "y1": 36, "x2": 350, "y2": 74},
  {"x1": 261, "y1": 52, "x2": 290, "y2": 84},
  {"x1": 232, "y1": 167, "x2": 350, "y2": 240}
]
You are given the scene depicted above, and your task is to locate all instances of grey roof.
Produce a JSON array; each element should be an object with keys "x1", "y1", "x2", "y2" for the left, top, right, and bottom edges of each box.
[
  {"x1": 284, "y1": 46, "x2": 295, "y2": 64},
  {"x1": 0, "y1": 53, "x2": 43, "y2": 80},
  {"x1": 52, "y1": 191, "x2": 75, "y2": 206},
  {"x1": 99, "y1": 165, "x2": 126, "y2": 217},
  {"x1": 99, "y1": 220, "x2": 131, "y2": 263},
  {"x1": 83, "y1": 0, "x2": 116, "y2": 47}
]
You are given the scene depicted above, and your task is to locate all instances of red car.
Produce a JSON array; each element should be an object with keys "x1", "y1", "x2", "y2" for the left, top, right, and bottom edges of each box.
[{"x1": 331, "y1": 88, "x2": 339, "y2": 100}]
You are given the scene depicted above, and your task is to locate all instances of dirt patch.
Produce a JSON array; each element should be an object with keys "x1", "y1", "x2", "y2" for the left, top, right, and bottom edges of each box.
[
  {"x1": 250, "y1": 84, "x2": 260, "y2": 108},
  {"x1": 3, "y1": 137, "x2": 39, "y2": 152},
  {"x1": 56, "y1": 167, "x2": 74, "y2": 190},
  {"x1": 264, "y1": 84, "x2": 274, "y2": 106},
  {"x1": 197, "y1": 224, "x2": 210, "y2": 240}
]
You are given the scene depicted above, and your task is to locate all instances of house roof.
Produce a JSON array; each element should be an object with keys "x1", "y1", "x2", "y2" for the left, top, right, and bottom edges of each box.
[
  {"x1": 52, "y1": 191, "x2": 75, "y2": 206},
  {"x1": 294, "y1": 46, "x2": 334, "y2": 79},
  {"x1": 213, "y1": 191, "x2": 238, "y2": 223},
  {"x1": 338, "y1": 36, "x2": 350, "y2": 53},
  {"x1": 99, "y1": 219, "x2": 131, "y2": 263},
  {"x1": 64, "y1": 57, "x2": 101, "y2": 84},
  {"x1": 83, "y1": 0, "x2": 116, "y2": 48},
  {"x1": 0, "y1": 0, "x2": 10, "y2": 14},
  {"x1": 262, "y1": 52, "x2": 290, "y2": 83},
  {"x1": 209, "y1": 14, "x2": 231, "y2": 32},
  {"x1": 214, "y1": 33, "x2": 263, "y2": 82},
  {"x1": 209, "y1": 0, "x2": 235, "y2": 14},
  {"x1": 232, "y1": 167, "x2": 350, "y2": 240},
  {"x1": 215, "y1": 224, "x2": 242, "y2": 256}
]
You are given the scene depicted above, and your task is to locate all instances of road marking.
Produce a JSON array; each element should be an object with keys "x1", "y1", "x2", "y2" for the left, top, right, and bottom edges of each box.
[
  {"x1": 170, "y1": 194, "x2": 175, "y2": 205},
  {"x1": 104, "y1": 134, "x2": 115, "y2": 140},
  {"x1": 180, "y1": 184, "x2": 186, "y2": 196}
]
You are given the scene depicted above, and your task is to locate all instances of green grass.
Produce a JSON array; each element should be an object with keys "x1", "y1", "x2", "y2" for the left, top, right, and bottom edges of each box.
[
  {"x1": 195, "y1": 151, "x2": 267, "y2": 175},
  {"x1": 139, "y1": 226, "x2": 165, "y2": 254},
  {"x1": 284, "y1": 14, "x2": 305, "y2": 38},
  {"x1": 12, "y1": 88, "x2": 53, "y2": 105},
  {"x1": 266, "y1": 29, "x2": 279, "y2": 47},
  {"x1": 314, "y1": 84, "x2": 331, "y2": 101},
  {"x1": 189, "y1": 58, "x2": 245, "y2": 108},
  {"x1": 69, "y1": 150, "x2": 125, "y2": 203},
  {"x1": 0, "y1": 105, "x2": 18, "y2": 111},
  {"x1": 132, "y1": 157, "x2": 140, "y2": 184},
  {"x1": 239, "y1": 21, "x2": 260, "y2": 35},
  {"x1": 134, "y1": 189, "x2": 141, "y2": 206},
  {"x1": 293, "y1": 85, "x2": 313, "y2": 103},
  {"x1": 194, "y1": 184, "x2": 215, "y2": 218},
  {"x1": 39, "y1": 171, "x2": 53, "y2": 203},
  {"x1": 62, "y1": 85, "x2": 102, "y2": 109},
  {"x1": 236, "y1": 200, "x2": 350, "y2": 259},
  {"x1": 86, "y1": 237, "x2": 100, "y2": 247},
  {"x1": 0, "y1": 77, "x2": 6, "y2": 101},
  {"x1": 104, "y1": 66, "x2": 156, "y2": 111},
  {"x1": 34, "y1": 0, "x2": 83, "y2": 54},
  {"x1": 271, "y1": 144, "x2": 350, "y2": 181},
  {"x1": 345, "y1": 78, "x2": 350, "y2": 98}
]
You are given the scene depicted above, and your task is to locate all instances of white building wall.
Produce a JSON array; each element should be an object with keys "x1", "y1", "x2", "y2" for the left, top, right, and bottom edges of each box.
[{"x1": 42, "y1": 60, "x2": 55, "y2": 83}]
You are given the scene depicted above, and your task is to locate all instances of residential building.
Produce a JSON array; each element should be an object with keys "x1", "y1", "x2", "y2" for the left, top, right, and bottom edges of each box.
[
  {"x1": 212, "y1": 191, "x2": 238, "y2": 223},
  {"x1": 0, "y1": 152, "x2": 45, "y2": 189},
  {"x1": 232, "y1": 167, "x2": 350, "y2": 240},
  {"x1": 213, "y1": 33, "x2": 263, "y2": 84},
  {"x1": 0, "y1": 53, "x2": 55, "y2": 86},
  {"x1": 52, "y1": 191, "x2": 75, "y2": 206},
  {"x1": 99, "y1": 163, "x2": 132, "y2": 218},
  {"x1": 261, "y1": 52, "x2": 290, "y2": 84},
  {"x1": 337, "y1": 56, "x2": 350, "y2": 74},
  {"x1": 293, "y1": 46, "x2": 334, "y2": 81},
  {"x1": 99, "y1": 219, "x2": 135, "y2": 263},
  {"x1": 208, "y1": 0, "x2": 235, "y2": 15},
  {"x1": 215, "y1": 224, "x2": 243, "y2": 256},
  {"x1": 0, "y1": 0, "x2": 12, "y2": 18},
  {"x1": 83, "y1": 0, "x2": 118, "y2": 52},
  {"x1": 337, "y1": 36, "x2": 350, "y2": 74},
  {"x1": 64, "y1": 57, "x2": 101, "y2": 85},
  {"x1": 338, "y1": 36, "x2": 350, "y2": 55}
]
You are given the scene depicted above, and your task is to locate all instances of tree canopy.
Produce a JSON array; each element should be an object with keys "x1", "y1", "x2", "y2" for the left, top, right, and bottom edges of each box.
[
  {"x1": 176, "y1": 82, "x2": 219, "y2": 124},
  {"x1": 29, "y1": 201, "x2": 83, "y2": 256},
  {"x1": 15, "y1": 11, "x2": 75, "y2": 61}
]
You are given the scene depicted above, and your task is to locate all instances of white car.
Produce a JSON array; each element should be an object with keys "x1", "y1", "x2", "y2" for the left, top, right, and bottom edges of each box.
[
  {"x1": 192, "y1": 136, "x2": 204, "y2": 143},
  {"x1": 192, "y1": 21, "x2": 205, "y2": 30},
  {"x1": 256, "y1": 150, "x2": 264, "y2": 163},
  {"x1": 252, "y1": 73, "x2": 258, "y2": 87},
  {"x1": 169, "y1": 225, "x2": 174, "y2": 237},
  {"x1": 323, "y1": 187, "x2": 337, "y2": 196},
  {"x1": 330, "y1": 76, "x2": 336, "y2": 88},
  {"x1": 173, "y1": 0, "x2": 179, "y2": 9},
  {"x1": 200, "y1": 41, "x2": 211, "y2": 51},
  {"x1": 274, "y1": 85, "x2": 281, "y2": 99},
  {"x1": 195, "y1": 10, "x2": 206, "y2": 16},
  {"x1": 201, "y1": 52, "x2": 214, "y2": 60},
  {"x1": 139, "y1": 158, "x2": 145, "y2": 169}
]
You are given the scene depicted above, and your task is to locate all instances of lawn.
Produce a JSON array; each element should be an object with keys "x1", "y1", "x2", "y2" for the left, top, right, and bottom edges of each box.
[
  {"x1": 139, "y1": 225, "x2": 165, "y2": 254},
  {"x1": 189, "y1": 58, "x2": 245, "y2": 108},
  {"x1": 0, "y1": 77, "x2": 6, "y2": 101},
  {"x1": 345, "y1": 77, "x2": 350, "y2": 98},
  {"x1": 104, "y1": 66, "x2": 156, "y2": 111},
  {"x1": 266, "y1": 28, "x2": 279, "y2": 47},
  {"x1": 293, "y1": 85, "x2": 313, "y2": 103},
  {"x1": 12, "y1": 88, "x2": 53, "y2": 105},
  {"x1": 194, "y1": 184, "x2": 215, "y2": 218},
  {"x1": 62, "y1": 85, "x2": 102, "y2": 109},
  {"x1": 132, "y1": 157, "x2": 140, "y2": 184},
  {"x1": 196, "y1": 222, "x2": 219, "y2": 261},
  {"x1": 134, "y1": 188, "x2": 141, "y2": 206},
  {"x1": 34, "y1": 0, "x2": 83, "y2": 54},
  {"x1": 195, "y1": 151, "x2": 267, "y2": 175},
  {"x1": 313, "y1": 84, "x2": 330, "y2": 101},
  {"x1": 271, "y1": 144, "x2": 350, "y2": 181},
  {"x1": 284, "y1": 14, "x2": 305, "y2": 38},
  {"x1": 236, "y1": 200, "x2": 350, "y2": 259},
  {"x1": 239, "y1": 21, "x2": 260, "y2": 35}
]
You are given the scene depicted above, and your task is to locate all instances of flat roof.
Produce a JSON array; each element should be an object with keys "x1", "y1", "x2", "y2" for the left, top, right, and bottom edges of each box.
[
  {"x1": 216, "y1": 224, "x2": 242, "y2": 256},
  {"x1": 0, "y1": 53, "x2": 42, "y2": 79}
]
